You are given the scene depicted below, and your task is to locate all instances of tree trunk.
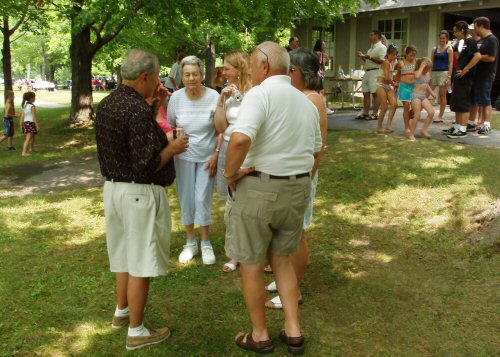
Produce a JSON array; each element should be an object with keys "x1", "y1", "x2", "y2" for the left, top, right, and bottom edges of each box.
[
  {"x1": 48, "y1": 65, "x2": 56, "y2": 83},
  {"x1": 41, "y1": 41, "x2": 47, "y2": 80},
  {"x1": 204, "y1": 36, "x2": 216, "y2": 88},
  {"x1": 1, "y1": 16, "x2": 14, "y2": 100},
  {"x1": 70, "y1": 23, "x2": 94, "y2": 127}
]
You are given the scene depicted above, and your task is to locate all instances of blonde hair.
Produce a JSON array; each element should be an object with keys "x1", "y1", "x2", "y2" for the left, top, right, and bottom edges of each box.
[
  {"x1": 224, "y1": 50, "x2": 252, "y2": 93},
  {"x1": 415, "y1": 57, "x2": 432, "y2": 71}
]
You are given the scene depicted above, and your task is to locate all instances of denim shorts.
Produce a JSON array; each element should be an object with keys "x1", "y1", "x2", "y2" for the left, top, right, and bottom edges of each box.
[
  {"x1": 473, "y1": 80, "x2": 493, "y2": 106},
  {"x1": 398, "y1": 83, "x2": 414, "y2": 102}
]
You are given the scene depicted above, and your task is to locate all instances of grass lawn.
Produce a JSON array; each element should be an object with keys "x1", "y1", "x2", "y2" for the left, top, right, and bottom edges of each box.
[
  {"x1": 0, "y1": 90, "x2": 106, "y2": 169},
  {"x1": 1, "y1": 118, "x2": 499, "y2": 355}
]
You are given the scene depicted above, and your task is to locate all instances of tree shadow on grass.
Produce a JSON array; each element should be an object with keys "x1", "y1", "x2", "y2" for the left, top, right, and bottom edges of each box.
[{"x1": 1, "y1": 130, "x2": 499, "y2": 355}]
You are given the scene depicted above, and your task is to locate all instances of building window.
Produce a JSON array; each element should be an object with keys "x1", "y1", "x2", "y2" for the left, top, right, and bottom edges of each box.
[
  {"x1": 312, "y1": 26, "x2": 335, "y2": 70},
  {"x1": 378, "y1": 18, "x2": 408, "y2": 54}
]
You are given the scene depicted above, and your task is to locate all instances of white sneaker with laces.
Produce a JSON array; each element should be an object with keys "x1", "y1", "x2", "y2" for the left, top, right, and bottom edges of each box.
[
  {"x1": 201, "y1": 245, "x2": 216, "y2": 265},
  {"x1": 179, "y1": 242, "x2": 198, "y2": 263}
]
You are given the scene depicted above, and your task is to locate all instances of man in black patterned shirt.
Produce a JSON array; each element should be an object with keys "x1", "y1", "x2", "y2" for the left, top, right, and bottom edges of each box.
[{"x1": 96, "y1": 49, "x2": 188, "y2": 351}]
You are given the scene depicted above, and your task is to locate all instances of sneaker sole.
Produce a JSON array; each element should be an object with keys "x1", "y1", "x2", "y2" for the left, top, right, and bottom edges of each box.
[
  {"x1": 447, "y1": 134, "x2": 467, "y2": 139},
  {"x1": 126, "y1": 329, "x2": 171, "y2": 351},
  {"x1": 202, "y1": 260, "x2": 216, "y2": 265}
]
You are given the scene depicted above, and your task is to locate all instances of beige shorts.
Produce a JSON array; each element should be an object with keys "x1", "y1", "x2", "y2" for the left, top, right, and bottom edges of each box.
[
  {"x1": 224, "y1": 173, "x2": 311, "y2": 264},
  {"x1": 104, "y1": 181, "x2": 172, "y2": 277},
  {"x1": 362, "y1": 69, "x2": 380, "y2": 94},
  {"x1": 431, "y1": 71, "x2": 448, "y2": 86}
]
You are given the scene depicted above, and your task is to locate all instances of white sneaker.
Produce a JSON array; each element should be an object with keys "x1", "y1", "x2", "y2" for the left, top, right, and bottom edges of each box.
[
  {"x1": 201, "y1": 246, "x2": 216, "y2": 265},
  {"x1": 326, "y1": 108, "x2": 335, "y2": 115},
  {"x1": 178, "y1": 242, "x2": 198, "y2": 263}
]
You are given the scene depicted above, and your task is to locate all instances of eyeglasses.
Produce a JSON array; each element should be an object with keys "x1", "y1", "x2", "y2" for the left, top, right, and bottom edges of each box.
[{"x1": 255, "y1": 47, "x2": 269, "y2": 65}]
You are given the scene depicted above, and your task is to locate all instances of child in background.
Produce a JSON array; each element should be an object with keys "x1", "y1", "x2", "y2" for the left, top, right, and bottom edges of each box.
[
  {"x1": 20, "y1": 91, "x2": 40, "y2": 157},
  {"x1": 397, "y1": 45, "x2": 418, "y2": 134},
  {"x1": 1, "y1": 90, "x2": 18, "y2": 150},
  {"x1": 409, "y1": 57, "x2": 437, "y2": 141},
  {"x1": 376, "y1": 45, "x2": 398, "y2": 134}
]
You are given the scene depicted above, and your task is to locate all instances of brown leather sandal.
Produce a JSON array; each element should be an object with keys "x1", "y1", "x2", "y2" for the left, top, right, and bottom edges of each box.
[
  {"x1": 235, "y1": 332, "x2": 275, "y2": 354},
  {"x1": 279, "y1": 330, "x2": 305, "y2": 355}
]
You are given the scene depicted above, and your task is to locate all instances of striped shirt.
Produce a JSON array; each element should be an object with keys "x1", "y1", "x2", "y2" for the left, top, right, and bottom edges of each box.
[{"x1": 167, "y1": 87, "x2": 219, "y2": 162}]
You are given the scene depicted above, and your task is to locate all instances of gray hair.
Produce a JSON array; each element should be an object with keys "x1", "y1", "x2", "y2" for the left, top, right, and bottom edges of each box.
[
  {"x1": 255, "y1": 41, "x2": 290, "y2": 74},
  {"x1": 289, "y1": 48, "x2": 322, "y2": 90},
  {"x1": 121, "y1": 49, "x2": 159, "y2": 80},
  {"x1": 181, "y1": 55, "x2": 204, "y2": 78}
]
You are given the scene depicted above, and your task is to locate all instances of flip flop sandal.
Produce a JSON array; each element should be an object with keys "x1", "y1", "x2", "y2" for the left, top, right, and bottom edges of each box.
[
  {"x1": 279, "y1": 330, "x2": 305, "y2": 355},
  {"x1": 222, "y1": 262, "x2": 238, "y2": 273},
  {"x1": 355, "y1": 113, "x2": 370, "y2": 120},
  {"x1": 264, "y1": 265, "x2": 273, "y2": 274},
  {"x1": 265, "y1": 295, "x2": 304, "y2": 310},
  {"x1": 235, "y1": 332, "x2": 275, "y2": 354},
  {"x1": 265, "y1": 281, "x2": 277, "y2": 292}
]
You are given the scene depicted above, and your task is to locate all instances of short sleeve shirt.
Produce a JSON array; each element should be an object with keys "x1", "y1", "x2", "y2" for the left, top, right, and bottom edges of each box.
[
  {"x1": 232, "y1": 75, "x2": 322, "y2": 176},
  {"x1": 95, "y1": 85, "x2": 175, "y2": 187},
  {"x1": 169, "y1": 61, "x2": 182, "y2": 87},
  {"x1": 474, "y1": 34, "x2": 499, "y2": 82},
  {"x1": 454, "y1": 37, "x2": 479, "y2": 85},
  {"x1": 366, "y1": 41, "x2": 387, "y2": 70},
  {"x1": 167, "y1": 87, "x2": 219, "y2": 162}
]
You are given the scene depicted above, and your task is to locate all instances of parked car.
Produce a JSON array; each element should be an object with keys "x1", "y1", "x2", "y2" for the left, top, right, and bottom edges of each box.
[{"x1": 32, "y1": 80, "x2": 56, "y2": 91}]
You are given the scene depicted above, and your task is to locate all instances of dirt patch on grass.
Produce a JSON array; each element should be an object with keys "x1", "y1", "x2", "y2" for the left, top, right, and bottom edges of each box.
[
  {"x1": 467, "y1": 200, "x2": 500, "y2": 250},
  {"x1": 0, "y1": 155, "x2": 103, "y2": 197}
]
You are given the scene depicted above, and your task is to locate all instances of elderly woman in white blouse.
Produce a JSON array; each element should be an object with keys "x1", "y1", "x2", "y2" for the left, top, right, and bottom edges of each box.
[
  {"x1": 167, "y1": 55, "x2": 222, "y2": 265},
  {"x1": 214, "y1": 50, "x2": 252, "y2": 273}
]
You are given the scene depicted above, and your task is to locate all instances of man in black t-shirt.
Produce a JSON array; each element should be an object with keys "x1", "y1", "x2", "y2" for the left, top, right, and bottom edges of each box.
[
  {"x1": 447, "y1": 21, "x2": 481, "y2": 139},
  {"x1": 470, "y1": 17, "x2": 499, "y2": 135}
]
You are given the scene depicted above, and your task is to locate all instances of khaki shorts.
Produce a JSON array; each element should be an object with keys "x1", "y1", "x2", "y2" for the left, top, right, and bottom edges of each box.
[
  {"x1": 431, "y1": 71, "x2": 448, "y2": 86},
  {"x1": 224, "y1": 173, "x2": 311, "y2": 264},
  {"x1": 104, "y1": 181, "x2": 172, "y2": 277},
  {"x1": 362, "y1": 69, "x2": 380, "y2": 94}
]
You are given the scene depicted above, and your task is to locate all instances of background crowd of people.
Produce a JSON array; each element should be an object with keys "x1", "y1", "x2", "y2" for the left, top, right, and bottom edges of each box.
[{"x1": 354, "y1": 16, "x2": 498, "y2": 141}]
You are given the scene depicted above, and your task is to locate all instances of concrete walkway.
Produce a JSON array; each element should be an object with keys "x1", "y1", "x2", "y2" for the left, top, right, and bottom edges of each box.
[
  {"x1": 1, "y1": 104, "x2": 498, "y2": 197},
  {"x1": 328, "y1": 105, "x2": 500, "y2": 148}
]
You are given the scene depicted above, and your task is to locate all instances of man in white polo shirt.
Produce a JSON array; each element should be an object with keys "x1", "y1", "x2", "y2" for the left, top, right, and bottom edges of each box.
[
  {"x1": 356, "y1": 29, "x2": 387, "y2": 120},
  {"x1": 223, "y1": 41, "x2": 322, "y2": 355}
]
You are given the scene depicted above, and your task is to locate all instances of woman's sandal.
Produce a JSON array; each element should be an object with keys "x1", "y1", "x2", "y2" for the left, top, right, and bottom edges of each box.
[
  {"x1": 279, "y1": 330, "x2": 305, "y2": 355},
  {"x1": 265, "y1": 295, "x2": 304, "y2": 310},
  {"x1": 265, "y1": 281, "x2": 277, "y2": 292},
  {"x1": 235, "y1": 332, "x2": 275, "y2": 354},
  {"x1": 264, "y1": 264, "x2": 273, "y2": 274},
  {"x1": 355, "y1": 113, "x2": 370, "y2": 120},
  {"x1": 222, "y1": 261, "x2": 239, "y2": 273}
]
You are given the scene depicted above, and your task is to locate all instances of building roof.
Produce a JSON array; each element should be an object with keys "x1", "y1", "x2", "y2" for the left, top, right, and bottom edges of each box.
[{"x1": 359, "y1": 0, "x2": 474, "y2": 13}]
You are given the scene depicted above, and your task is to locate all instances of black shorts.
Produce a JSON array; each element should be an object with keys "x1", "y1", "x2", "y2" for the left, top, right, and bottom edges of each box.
[{"x1": 450, "y1": 83, "x2": 472, "y2": 113}]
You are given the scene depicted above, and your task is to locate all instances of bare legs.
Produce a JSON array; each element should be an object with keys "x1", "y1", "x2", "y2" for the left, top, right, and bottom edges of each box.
[
  {"x1": 116, "y1": 272, "x2": 150, "y2": 328},
  {"x1": 362, "y1": 92, "x2": 371, "y2": 115},
  {"x1": 420, "y1": 99, "x2": 435, "y2": 138},
  {"x1": 409, "y1": 98, "x2": 434, "y2": 140},
  {"x1": 376, "y1": 88, "x2": 397, "y2": 133},
  {"x1": 268, "y1": 253, "x2": 301, "y2": 337},
  {"x1": 431, "y1": 84, "x2": 447, "y2": 120},
  {"x1": 402, "y1": 102, "x2": 411, "y2": 133},
  {"x1": 22, "y1": 133, "x2": 34, "y2": 156},
  {"x1": 239, "y1": 261, "x2": 271, "y2": 342},
  {"x1": 185, "y1": 224, "x2": 210, "y2": 241},
  {"x1": 376, "y1": 88, "x2": 388, "y2": 133}
]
